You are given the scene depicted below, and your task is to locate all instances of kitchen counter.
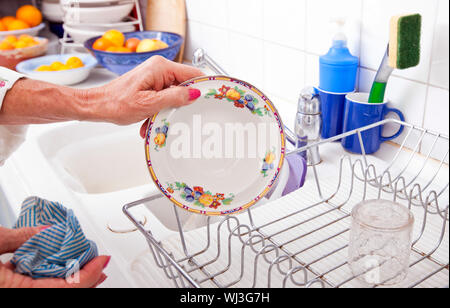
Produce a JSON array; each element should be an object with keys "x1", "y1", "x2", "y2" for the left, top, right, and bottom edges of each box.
[
  {"x1": 0, "y1": 66, "x2": 298, "y2": 287},
  {"x1": 1, "y1": 66, "x2": 447, "y2": 288}
]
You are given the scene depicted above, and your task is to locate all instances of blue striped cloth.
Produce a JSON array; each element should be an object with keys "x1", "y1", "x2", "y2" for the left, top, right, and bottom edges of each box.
[{"x1": 11, "y1": 197, "x2": 98, "y2": 279}]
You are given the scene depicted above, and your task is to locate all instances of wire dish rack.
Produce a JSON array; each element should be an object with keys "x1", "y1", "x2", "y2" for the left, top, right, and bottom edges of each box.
[{"x1": 123, "y1": 117, "x2": 449, "y2": 288}]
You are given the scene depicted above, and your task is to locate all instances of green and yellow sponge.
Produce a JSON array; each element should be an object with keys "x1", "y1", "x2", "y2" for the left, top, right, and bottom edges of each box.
[{"x1": 389, "y1": 14, "x2": 422, "y2": 69}]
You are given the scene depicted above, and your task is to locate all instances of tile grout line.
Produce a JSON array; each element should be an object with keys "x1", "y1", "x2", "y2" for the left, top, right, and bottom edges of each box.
[
  {"x1": 304, "y1": 0, "x2": 309, "y2": 91},
  {"x1": 357, "y1": 0, "x2": 365, "y2": 92},
  {"x1": 421, "y1": 1, "x2": 442, "y2": 131}
]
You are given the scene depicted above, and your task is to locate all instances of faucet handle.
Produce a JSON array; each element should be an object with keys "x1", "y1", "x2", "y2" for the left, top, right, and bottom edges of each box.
[{"x1": 192, "y1": 48, "x2": 228, "y2": 75}]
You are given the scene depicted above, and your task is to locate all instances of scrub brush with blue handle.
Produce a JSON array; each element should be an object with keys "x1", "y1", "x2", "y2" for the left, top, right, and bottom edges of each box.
[{"x1": 368, "y1": 14, "x2": 422, "y2": 103}]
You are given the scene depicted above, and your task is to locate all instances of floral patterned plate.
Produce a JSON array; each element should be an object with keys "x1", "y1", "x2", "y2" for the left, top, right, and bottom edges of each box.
[{"x1": 145, "y1": 76, "x2": 286, "y2": 216}]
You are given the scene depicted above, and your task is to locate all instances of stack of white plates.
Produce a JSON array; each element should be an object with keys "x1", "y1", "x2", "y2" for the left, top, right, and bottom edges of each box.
[{"x1": 48, "y1": 0, "x2": 136, "y2": 44}]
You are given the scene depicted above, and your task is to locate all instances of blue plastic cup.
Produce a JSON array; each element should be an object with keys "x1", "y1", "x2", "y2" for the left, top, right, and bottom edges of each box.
[
  {"x1": 341, "y1": 93, "x2": 405, "y2": 154},
  {"x1": 316, "y1": 88, "x2": 354, "y2": 139}
]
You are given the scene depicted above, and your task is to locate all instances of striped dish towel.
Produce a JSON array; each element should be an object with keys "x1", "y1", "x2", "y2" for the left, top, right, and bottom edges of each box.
[{"x1": 11, "y1": 197, "x2": 98, "y2": 279}]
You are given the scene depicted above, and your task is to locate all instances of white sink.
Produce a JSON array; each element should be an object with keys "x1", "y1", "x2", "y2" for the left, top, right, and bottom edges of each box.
[{"x1": 38, "y1": 122, "x2": 148, "y2": 195}]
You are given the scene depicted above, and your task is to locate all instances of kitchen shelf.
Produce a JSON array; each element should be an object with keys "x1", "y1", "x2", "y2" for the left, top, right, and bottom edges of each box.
[
  {"x1": 123, "y1": 118, "x2": 449, "y2": 288},
  {"x1": 58, "y1": 0, "x2": 144, "y2": 54}
]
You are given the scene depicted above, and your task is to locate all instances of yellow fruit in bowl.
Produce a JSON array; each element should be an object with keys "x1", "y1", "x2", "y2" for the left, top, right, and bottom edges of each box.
[
  {"x1": 50, "y1": 61, "x2": 65, "y2": 71},
  {"x1": 2, "y1": 17, "x2": 16, "y2": 28},
  {"x1": 4, "y1": 35, "x2": 18, "y2": 44},
  {"x1": 102, "y1": 30, "x2": 125, "y2": 47},
  {"x1": 18, "y1": 34, "x2": 34, "y2": 43},
  {"x1": 136, "y1": 39, "x2": 168, "y2": 53},
  {"x1": 116, "y1": 46, "x2": 132, "y2": 53},
  {"x1": 66, "y1": 57, "x2": 84, "y2": 69},
  {"x1": 35, "y1": 65, "x2": 53, "y2": 72},
  {"x1": 7, "y1": 19, "x2": 30, "y2": 31},
  {"x1": 125, "y1": 38, "x2": 140, "y2": 52},
  {"x1": 93, "y1": 37, "x2": 113, "y2": 51},
  {"x1": 0, "y1": 41, "x2": 14, "y2": 50},
  {"x1": 106, "y1": 46, "x2": 119, "y2": 53},
  {"x1": 13, "y1": 41, "x2": 28, "y2": 49},
  {"x1": 16, "y1": 5, "x2": 42, "y2": 28}
]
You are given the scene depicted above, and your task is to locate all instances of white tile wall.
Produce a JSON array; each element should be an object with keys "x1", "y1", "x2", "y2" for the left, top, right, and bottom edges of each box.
[{"x1": 184, "y1": 0, "x2": 449, "y2": 154}]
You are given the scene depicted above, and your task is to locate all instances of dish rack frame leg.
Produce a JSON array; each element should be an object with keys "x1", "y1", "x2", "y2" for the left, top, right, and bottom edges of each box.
[{"x1": 123, "y1": 51, "x2": 449, "y2": 288}]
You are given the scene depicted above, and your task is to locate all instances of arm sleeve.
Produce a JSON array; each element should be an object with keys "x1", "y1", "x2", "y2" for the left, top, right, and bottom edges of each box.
[{"x1": 0, "y1": 67, "x2": 28, "y2": 166}]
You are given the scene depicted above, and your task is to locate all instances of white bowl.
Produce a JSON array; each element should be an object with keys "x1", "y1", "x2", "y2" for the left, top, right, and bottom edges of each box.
[
  {"x1": 63, "y1": 23, "x2": 135, "y2": 43},
  {"x1": 63, "y1": 2, "x2": 134, "y2": 24},
  {"x1": 16, "y1": 53, "x2": 98, "y2": 86},
  {"x1": 0, "y1": 23, "x2": 45, "y2": 40},
  {"x1": 42, "y1": 1, "x2": 64, "y2": 22}
]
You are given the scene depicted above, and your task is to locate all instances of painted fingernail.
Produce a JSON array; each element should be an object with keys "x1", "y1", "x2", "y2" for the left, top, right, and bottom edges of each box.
[
  {"x1": 103, "y1": 256, "x2": 111, "y2": 269},
  {"x1": 189, "y1": 88, "x2": 201, "y2": 101}
]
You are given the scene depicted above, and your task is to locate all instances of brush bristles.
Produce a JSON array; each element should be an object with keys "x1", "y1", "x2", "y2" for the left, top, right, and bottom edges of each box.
[{"x1": 389, "y1": 14, "x2": 422, "y2": 69}]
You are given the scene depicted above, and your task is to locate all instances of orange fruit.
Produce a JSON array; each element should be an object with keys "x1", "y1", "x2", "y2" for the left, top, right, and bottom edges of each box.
[
  {"x1": 7, "y1": 19, "x2": 30, "y2": 31},
  {"x1": 106, "y1": 46, "x2": 119, "y2": 53},
  {"x1": 102, "y1": 30, "x2": 125, "y2": 47},
  {"x1": 0, "y1": 20, "x2": 6, "y2": 31},
  {"x1": 93, "y1": 37, "x2": 113, "y2": 51},
  {"x1": 116, "y1": 46, "x2": 132, "y2": 53},
  {"x1": 2, "y1": 16, "x2": 16, "y2": 28},
  {"x1": 0, "y1": 41, "x2": 14, "y2": 50},
  {"x1": 16, "y1": 5, "x2": 42, "y2": 28},
  {"x1": 125, "y1": 38, "x2": 140, "y2": 52}
]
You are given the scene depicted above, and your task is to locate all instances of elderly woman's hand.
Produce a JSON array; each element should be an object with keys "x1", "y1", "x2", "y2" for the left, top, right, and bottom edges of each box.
[
  {"x1": 0, "y1": 227, "x2": 110, "y2": 288},
  {"x1": 84, "y1": 56, "x2": 204, "y2": 132},
  {"x1": 0, "y1": 56, "x2": 204, "y2": 133}
]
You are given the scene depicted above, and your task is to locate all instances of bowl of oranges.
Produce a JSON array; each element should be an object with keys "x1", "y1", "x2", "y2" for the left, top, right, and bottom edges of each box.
[
  {"x1": 0, "y1": 5, "x2": 45, "y2": 39},
  {"x1": 0, "y1": 35, "x2": 48, "y2": 70},
  {"x1": 85, "y1": 30, "x2": 183, "y2": 75},
  {"x1": 16, "y1": 54, "x2": 98, "y2": 86}
]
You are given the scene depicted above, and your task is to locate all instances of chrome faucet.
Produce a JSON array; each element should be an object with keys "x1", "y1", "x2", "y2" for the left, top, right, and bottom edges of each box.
[{"x1": 295, "y1": 87, "x2": 322, "y2": 166}]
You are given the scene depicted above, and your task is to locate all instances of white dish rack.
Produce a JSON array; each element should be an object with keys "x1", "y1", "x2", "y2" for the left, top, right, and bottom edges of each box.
[{"x1": 123, "y1": 53, "x2": 449, "y2": 288}]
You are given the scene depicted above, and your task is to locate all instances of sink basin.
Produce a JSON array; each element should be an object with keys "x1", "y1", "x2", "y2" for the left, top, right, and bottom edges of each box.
[{"x1": 38, "y1": 122, "x2": 149, "y2": 194}]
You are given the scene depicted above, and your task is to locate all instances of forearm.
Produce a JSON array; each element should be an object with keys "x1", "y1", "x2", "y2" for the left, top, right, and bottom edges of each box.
[{"x1": 0, "y1": 78, "x2": 95, "y2": 125}]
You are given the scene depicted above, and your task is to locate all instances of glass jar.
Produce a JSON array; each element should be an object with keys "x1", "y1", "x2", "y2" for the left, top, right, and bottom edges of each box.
[{"x1": 348, "y1": 199, "x2": 414, "y2": 286}]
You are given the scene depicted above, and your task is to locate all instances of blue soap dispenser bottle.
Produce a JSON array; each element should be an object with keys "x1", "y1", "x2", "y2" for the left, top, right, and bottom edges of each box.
[{"x1": 319, "y1": 19, "x2": 359, "y2": 93}]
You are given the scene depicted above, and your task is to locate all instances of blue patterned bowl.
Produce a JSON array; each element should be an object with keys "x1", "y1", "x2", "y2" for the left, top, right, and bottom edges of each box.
[{"x1": 84, "y1": 31, "x2": 183, "y2": 75}]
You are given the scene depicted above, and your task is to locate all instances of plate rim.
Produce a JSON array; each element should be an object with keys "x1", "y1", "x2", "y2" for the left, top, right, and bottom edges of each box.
[{"x1": 145, "y1": 75, "x2": 286, "y2": 216}]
